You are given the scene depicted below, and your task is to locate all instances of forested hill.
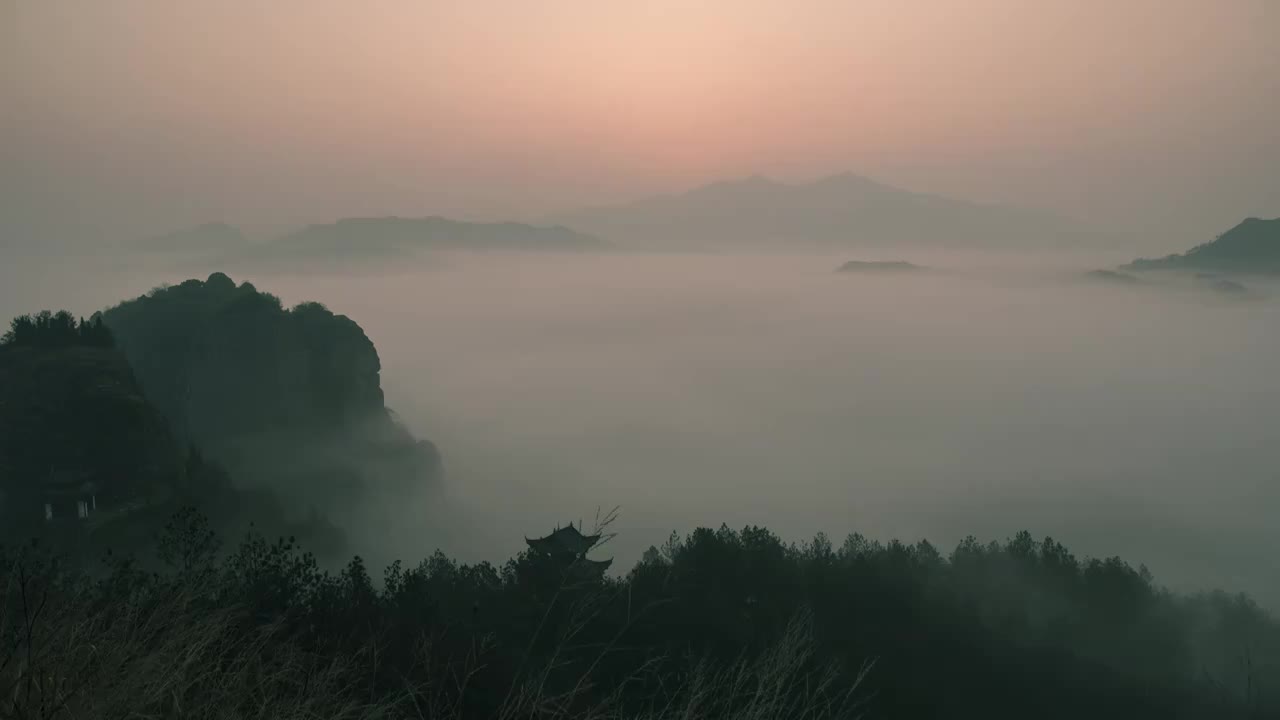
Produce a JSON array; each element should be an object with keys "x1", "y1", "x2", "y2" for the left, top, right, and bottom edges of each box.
[
  {"x1": 1124, "y1": 217, "x2": 1280, "y2": 273},
  {"x1": 0, "y1": 310, "x2": 345, "y2": 555},
  {"x1": 0, "y1": 312, "x2": 181, "y2": 538},
  {"x1": 101, "y1": 273, "x2": 441, "y2": 508}
]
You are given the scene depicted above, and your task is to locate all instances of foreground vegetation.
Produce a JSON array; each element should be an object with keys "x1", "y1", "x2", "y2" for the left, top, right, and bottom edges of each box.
[{"x1": 2, "y1": 509, "x2": 1276, "y2": 719}]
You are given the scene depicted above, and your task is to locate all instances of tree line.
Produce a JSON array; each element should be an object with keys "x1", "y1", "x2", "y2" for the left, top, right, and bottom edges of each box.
[
  {"x1": 1, "y1": 508, "x2": 1275, "y2": 719},
  {"x1": 1, "y1": 310, "x2": 115, "y2": 349}
]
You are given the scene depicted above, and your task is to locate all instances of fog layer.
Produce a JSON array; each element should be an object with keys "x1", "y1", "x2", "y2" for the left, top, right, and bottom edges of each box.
[{"x1": 4, "y1": 250, "x2": 1278, "y2": 607}]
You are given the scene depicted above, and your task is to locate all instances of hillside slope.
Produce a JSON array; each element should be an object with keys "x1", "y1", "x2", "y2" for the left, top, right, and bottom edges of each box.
[
  {"x1": 0, "y1": 342, "x2": 182, "y2": 535},
  {"x1": 0, "y1": 316, "x2": 345, "y2": 556},
  {"x1": 1124, "y1": 217, "x2": 1280, "y2": 273}
]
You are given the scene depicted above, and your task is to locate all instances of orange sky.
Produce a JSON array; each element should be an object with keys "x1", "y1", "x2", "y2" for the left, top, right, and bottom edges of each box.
[{"x1": 5, "y1": 0, "x2": 1278, "y2": 247}]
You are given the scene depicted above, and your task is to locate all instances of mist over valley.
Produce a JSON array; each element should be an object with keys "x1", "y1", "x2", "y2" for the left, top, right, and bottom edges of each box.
[{"x1": 6, "y1": 243, "x2": 1277, "y2": 609}]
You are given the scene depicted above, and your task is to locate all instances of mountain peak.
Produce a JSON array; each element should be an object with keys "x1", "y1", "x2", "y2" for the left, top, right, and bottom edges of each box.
[
  {"x1": 814, "y1": 171, "x2": 875, "y2": 185},
  {"x1": 694, "y1": 175, "x2": 785, "y2": 195},
  {"x1": 1124, "y1": 217, "x2": 1280, "y2": 273},
  {"x1": 554, "y1": 171, "x2": 1092, "y2": 250}
]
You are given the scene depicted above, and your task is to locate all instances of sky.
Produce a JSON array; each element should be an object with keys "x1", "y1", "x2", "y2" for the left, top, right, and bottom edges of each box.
[{"x1": 4, "y1": 0, "x2": 1278, "y2": 249}]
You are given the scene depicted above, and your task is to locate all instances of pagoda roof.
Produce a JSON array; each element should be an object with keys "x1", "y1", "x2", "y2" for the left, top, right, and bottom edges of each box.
[{"x1": 525, "y1": 523, "x2": 601, "y2": 556}]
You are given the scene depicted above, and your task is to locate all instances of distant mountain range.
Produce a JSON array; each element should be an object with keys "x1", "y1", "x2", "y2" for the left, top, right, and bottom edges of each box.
[
  {"x1": 1123, "y1": 217, "x2": 1280, "y2": 274},
  {"x1": 137, "y1": 173, "x2": 1114, "y2": 260},
  {"x1": 551, "y1": 173, "x2": 1102, "y2": 251},
  {"x1": 141, "y1": 217, "x2": 606, "y2": 265},
  {"x1": 259, "y1": 217, "x2": 605, "y2": 260}
]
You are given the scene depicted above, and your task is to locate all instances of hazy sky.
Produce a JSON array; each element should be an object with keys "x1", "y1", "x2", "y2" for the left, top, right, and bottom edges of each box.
[{"x1": 5, "y1": 0, "x2": 1278, "y2": 247}]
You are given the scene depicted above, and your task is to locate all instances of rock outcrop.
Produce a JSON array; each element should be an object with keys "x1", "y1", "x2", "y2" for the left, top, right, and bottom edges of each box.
[{"x1": 102, "y1": 273, "x2": 441, "y2": 507}]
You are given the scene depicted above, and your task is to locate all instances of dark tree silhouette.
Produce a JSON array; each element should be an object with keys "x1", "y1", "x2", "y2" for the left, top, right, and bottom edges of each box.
[{"x1": 1, "y1": 310, "x2": 116, "y2": 349}]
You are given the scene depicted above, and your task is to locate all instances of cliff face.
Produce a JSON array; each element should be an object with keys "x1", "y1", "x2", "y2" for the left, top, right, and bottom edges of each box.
[
  {"x1": 103, "y1": 275, "x2": 381, "y2": 436},
  {"x1": 102, "y1": 273, "x2": 441, "y2": 504}
]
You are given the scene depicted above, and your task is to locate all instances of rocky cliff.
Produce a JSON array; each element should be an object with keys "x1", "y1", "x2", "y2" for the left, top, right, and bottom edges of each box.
[{"x1": 101, "y1": 273, "x2": 441, "y2": 507}]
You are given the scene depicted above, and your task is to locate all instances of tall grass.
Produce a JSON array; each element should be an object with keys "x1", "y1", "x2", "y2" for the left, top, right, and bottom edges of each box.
[{"x1": 0, "y1": 520, "x2": 869, "y2": 720}]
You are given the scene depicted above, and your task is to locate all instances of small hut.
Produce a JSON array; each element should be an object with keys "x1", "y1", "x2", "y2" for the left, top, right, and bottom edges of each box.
[{"x1": 43, "y1": 468, "x2": 97, "y2": 523}]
